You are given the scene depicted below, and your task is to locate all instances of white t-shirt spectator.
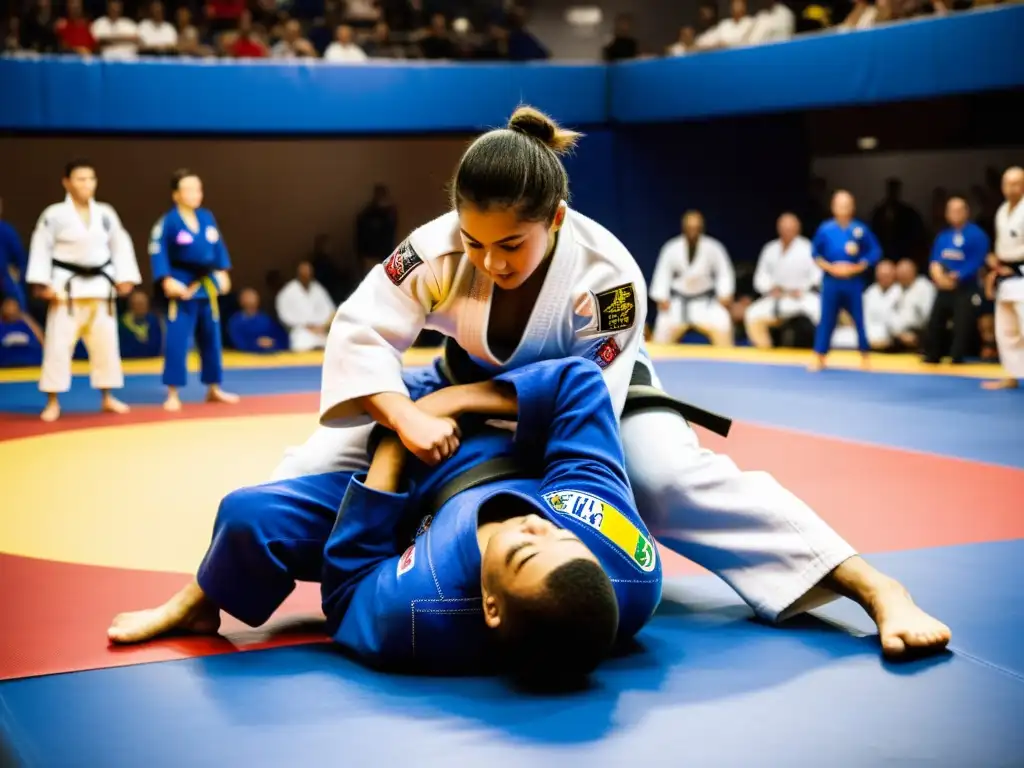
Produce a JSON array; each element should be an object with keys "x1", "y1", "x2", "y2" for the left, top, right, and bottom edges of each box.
[
  {"x1": 698, "y1": 15, "x2": 755, "y2": 48},
  {"x1": 91, "y1": 16, "x2": 139, "y2": 59},
  {"x1": 324, "y1": 42, "x2": 368, "y2": 62},
  {"x1": 137, "y1": 19, "x2": 178, "y2": 51},
  {"x1": 748, "y1": 2, "x2": 795, "y2": 44}
]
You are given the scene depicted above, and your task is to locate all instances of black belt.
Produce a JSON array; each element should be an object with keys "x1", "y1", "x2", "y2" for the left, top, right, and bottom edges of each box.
[
  {"x1": 995, "y1": 260, "x2": 1024, "y2": 287},
  {"x1": 429, "y1": 456, "x2": 527, "y2": 514},
  {"x1": 668, "y1": 289, "x2": 716, "y2": 325},
  {"x1": 51, "y1": 258, "x2": 115, "y2": 311}
]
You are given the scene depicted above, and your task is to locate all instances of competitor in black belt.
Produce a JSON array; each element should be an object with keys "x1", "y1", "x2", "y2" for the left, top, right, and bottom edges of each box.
[
  {"x1": 149, "y1": 169, "x2": 239, "y2": 412},
  {"x1": 25, "y1": 160, "x2": 141, "y2": 422},
  {"x1": 982, "y1": 166, "x2": 1024, "y2": 391}
]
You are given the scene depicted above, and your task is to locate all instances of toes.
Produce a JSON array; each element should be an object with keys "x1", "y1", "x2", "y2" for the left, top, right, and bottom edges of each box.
[{"x1": 881, "y1": 634, "x2": 906, "y2": 656}]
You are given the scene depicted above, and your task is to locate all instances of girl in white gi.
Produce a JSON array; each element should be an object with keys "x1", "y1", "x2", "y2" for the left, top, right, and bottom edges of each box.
[
  {"x1": 26, "y1": 160, "x2": 141, "y2": 422},
  {"x1": 275, "y1": 107, "x2": 949, "y2": 658},
  {"x1": 982, "y1": 166, "x2": 1024, "y2": 391}
]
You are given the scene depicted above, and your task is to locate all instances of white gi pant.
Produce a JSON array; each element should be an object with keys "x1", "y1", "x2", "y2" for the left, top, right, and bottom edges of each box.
[
  {"x1": 653, "y1": 295, "x2": 733, "y2": 345},
  {"x1": 745, "y1": 293, "x2": 822, "y2": 329},
  {"x1": 271, "y1": 359, "x2": 856, "y2": 622},
  {"x1": 288, "y1": 327, "x2": 329, "y2": 353},
  {"x1": 831, "y1": 321, "x2": 890, "y2": 351},
  {"x1": 994, "y1": 277, "x2": 1024, "y2": 378},
  {"x1": 39, "y1": 298, "x2": 124, "y2": 393}
]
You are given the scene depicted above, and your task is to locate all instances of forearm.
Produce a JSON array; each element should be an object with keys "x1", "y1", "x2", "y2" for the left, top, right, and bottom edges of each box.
[
  {"x1": 365, "y1": 435, "x2": 407, "y2": 493},
  {"x1": 359, "y1": 391, "x2": 421, "y2": 431},
  {"x1": 448, "y1": 381, "x2": 518, "y2": 417}
]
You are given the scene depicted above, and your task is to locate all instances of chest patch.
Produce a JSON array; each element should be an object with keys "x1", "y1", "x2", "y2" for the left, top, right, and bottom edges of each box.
[
  {"x1": 594, "y1": 283, "x2": 637, "y2": 333},
  {"x1": 176, "y1": 230, "x2": 194, "y2": 246},
  {"x1": 384, "y1": 240, "x2": 423, "y2": 286},
  {"x1": 397, "y1": 544, "x2": 416, "y2": 576},
  {"x1": 542, "y1": 490, "x2": 656, "y2": 572}
]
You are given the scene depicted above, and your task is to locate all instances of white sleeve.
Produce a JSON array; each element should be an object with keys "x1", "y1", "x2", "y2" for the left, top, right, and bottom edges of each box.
[
  {"x1": 320, "y1": 247, "x2": 455, "y2": 426},
  {"x1": 25, "y1": 209, "x2": 56, "y2": 287},
  {"x1": 752, "y1": 242, "x2": 776, "y2": 296},
  {"x1": 649, "y1": 241, "x2": 675, "y2": 303},
  {"x1": 713, "y1": 242, "x2": 736, "y2": 299},
  {"x1": 105, "y1": 206, "x2": 141, "y2": 285},
  {"x1": 274, "y1": 283, "x2": 304, "y2": 329}
]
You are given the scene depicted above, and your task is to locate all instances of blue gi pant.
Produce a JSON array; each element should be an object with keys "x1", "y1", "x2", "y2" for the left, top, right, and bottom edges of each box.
[
  {"x1": 814, "y1": 276, "x2": 867, "y2": 355},
  {"x1": 163, "y1": 298, "x2": 223, "y2": 387},
  {"x1": 196, "y1": 471, "x2": 354, "y2": 627}
]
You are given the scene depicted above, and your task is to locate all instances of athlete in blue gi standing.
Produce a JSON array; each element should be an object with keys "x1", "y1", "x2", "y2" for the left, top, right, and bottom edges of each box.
[
  {"x1": 809, "y1": 190, "x2": 882, "y2": 371},
  {"x1": 149, "y1": 170, "x2": 239, "y2": 411},
  {"x1": 0, "y1": 197, "x2": 28, "y2": 309}
]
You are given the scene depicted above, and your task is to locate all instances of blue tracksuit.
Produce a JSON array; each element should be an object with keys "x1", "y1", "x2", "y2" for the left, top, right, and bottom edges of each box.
[
  {"x1": 0, "y1": 318, "x2": 42, "y2": 367},
  {"x1": 196, "y1": 358, "x2": 662, "y2": 674},
  {"x1": 0, "y1": 221, "x2": 28, "y2": 309},
  {"x1": 930, "y1": 223, "x2": 989, "y2": 284},
  {"x1": 149, "y1": 208, "x2": 231, "y2": 387},
  {"x1": 812, "y1": 219, "x2": 882, "y2": 354}
]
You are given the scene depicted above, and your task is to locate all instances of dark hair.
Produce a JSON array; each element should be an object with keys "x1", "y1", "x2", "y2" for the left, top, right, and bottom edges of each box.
[
  {"x1": 497, "y1": 558, "x2": 619, "y2": 689},
  {"x1": 452, "y1": 105, "x2": 582, "y2": 224},
  {"x1": 170, "y1": 168, "x2": 199, "y2": 191},
  {"x1": 63, "y1": 159, "x2": 94, "y2": 179}
]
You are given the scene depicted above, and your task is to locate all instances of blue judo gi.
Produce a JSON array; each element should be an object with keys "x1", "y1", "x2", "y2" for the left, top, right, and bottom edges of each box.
[
  {"x1": 196, "y1": 358, "x2": 663, "y2": 674},
  {"x1": 149, "y1": 209, "x2": 231, "y2": 387},
  {"x1": 0, "y1": 220, "x2": 28, "y2": 309},
  {"x1": 812, "y1": 218, "x2": 882, "y2": 355}
]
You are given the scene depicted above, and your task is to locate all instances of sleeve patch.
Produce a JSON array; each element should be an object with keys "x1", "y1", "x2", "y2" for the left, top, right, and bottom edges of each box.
[
  {"x1": 383, "y1": 240, "x2": 423, "y2": 286},
  {"x1": 595, "y1": 283, "x2": 637, "y2": 333},
  {"x1": 543, "y1": 490, "x2": 656, "y2": 572},
  {"x1": 585, "y1": 336, "x2": 621, "y2": 369}
]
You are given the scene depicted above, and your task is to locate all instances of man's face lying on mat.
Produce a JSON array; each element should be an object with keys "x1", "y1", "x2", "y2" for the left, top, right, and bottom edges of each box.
[{"x1": 474, "y1": 493, "x2": 620, "y2": 682}]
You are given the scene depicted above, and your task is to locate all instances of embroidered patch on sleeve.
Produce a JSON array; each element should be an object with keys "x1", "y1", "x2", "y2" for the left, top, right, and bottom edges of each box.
[
  {"x1": 595, "y1": 283, "x2": 637, "y2": 333},
  {"x1": 383, "y1": 240, "x2": 424, "y2": 287},
  {"x1": 586, "y1": 336, "x2": 621, "y2": 369},
  {"x1": 543, "y1": 491, "x2": 657, "y2": 572}
]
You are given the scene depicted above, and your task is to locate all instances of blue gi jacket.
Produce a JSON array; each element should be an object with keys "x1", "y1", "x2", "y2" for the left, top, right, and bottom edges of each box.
[
  {"x1": 812, "y1": 219, "x2": 882, "y2": 278},
  {"x1": 321, "y1": 358, "x2": 663, "y2": 674},
  {"x1": 149, "y1": 208, "x2": 231, "y2": 300}
]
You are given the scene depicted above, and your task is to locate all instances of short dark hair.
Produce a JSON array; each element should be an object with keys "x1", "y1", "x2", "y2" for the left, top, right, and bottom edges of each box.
[
  {"x1": 451, "y1": 105, "x2": 582, "y2": 224},
  {"x1": 63, "y1": 159, "x2": 94, "y2": 178},
  {"x1": 497, "y1": 557, "x2": 619, "y2": 689},
  {"x1": 170, "y1": 168, "x2": 199, "y2": 191}
]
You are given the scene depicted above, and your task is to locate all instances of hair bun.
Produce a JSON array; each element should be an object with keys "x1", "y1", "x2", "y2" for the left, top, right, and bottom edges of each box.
[{"x1": 507, "y1": 105, "x2": 581, "y2": 155}]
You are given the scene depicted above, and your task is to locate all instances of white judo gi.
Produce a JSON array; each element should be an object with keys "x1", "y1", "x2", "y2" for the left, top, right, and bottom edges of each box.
[
  {"x1": 274, "y1": 278, "x2": 336, "y2": 352},
  {"x1": 274, "y1": 207, "x2": 855, "y2": 622},
  {"x1": 831, "y1": 282, "x2": 901, "y2": 350},
  {"x1": 745, "y1": 235, "x2": 822, "y2": 337},
  {"x1": 649, "y1": 234, "x2": 735, "y2": 345},
  {"x1": 993, "y1": 199, "x2": 1024, "y2": 379},
  {"x1": 26, "y1": 195, "x2": 141, "y2": 393},
  {"x1": 889, "y1": 276, "x2": 936, "y2": 340}
]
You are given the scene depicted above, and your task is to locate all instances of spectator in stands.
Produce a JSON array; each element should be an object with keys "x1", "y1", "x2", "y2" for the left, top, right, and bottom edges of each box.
[
  {"x1": 91, "y1": 0, "x2": 138, "y2": 59},
  {"x1": 19, "y1": 0, "x2": 58, "y2": 53},
  {"x1": 363, "y1": 20, "x2": 404, "y2": 57},
  {"x1": 504, "y1": 7, "x2": 547, "y2": 61},
  {"x1": 698, "y1": 0, "x2": 754, "y2": 50},
  {"x1": 831, "y1": 260, "x2": 900, "y2": 351},
  {"x1": 694, "y1": 2, "x2": 719, "y2": 35},
  {"x1": 923, "y1": 196, "x2": 989, "y2": 364},
  {"x1": 0, "y1": 297, "x2": 43, "y2": 369},
  {"x1": 271, "y1": 18, "x2": 317, "y2": 57},
  {"x1": 206, "y1": 0, "x2": 246, "y2": 32},
  {"x1": 174, "y1": 7, "x2": 212, "y2": 57},
  {"x1": 355, "y1": 184, "x2": 398, "y2": 273},
  {"x1": 748, "y1": 0, "x2": 796, "y2": 43},
  {"x1": 665, "y1": 25, "x2": 696, "y2": 56},
  {"x1": 227, "y1": 10, "x2": 269, "y2": 57},
  {"x1": 745, "y1": 213, "x2": 821, "y2": 349},
  {"x1": 345, "y1": 0, "x2": 382, "y2": 27},
  {"x1": 228, "y1": 288, "x2": 288, "y2": 354},
  {"x1": 889, "y1": 258, "x2": 936, "y2": 352},
  {"x1": 475, "y1": 23, "x2": 510, "y2": 60},
  {"x1": 650, "y1": 211, "x2": 736, "y2": 347},
  {"x1": 871, "y1": 178, "x2": 927, "y2": 269},
  {"x1": 118, "y1": 289, "x2": 164, "y2": 359},
  {"x1": 418, "y1": 13, "x2": 456, "y2": 59},
  {"x1": 274, "y1": 261, "x2": 336, "y2": 352},
  {"x1": 137, "y1": 2, "x2": 178, "y2": 55},
  {"x1": 324, "y1": 24, "x2": 368, "y2": 61},
  {"x1": 603, "y1": 13, "x2": 639, "y2": 62},
  {"x1": 841, "y1": 0, "x2": 879, "y2": 28},
  {"x1": 55, "y1": 0, "x2": 96, "y2": 55}
]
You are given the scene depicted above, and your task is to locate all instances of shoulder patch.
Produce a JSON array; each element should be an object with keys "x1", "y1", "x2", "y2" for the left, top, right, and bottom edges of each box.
[
  {"x1": 586, "y1": 336, "x2": 621, "y2": 369},
  {"x1": 595, "y1": 283, "x2": 637, "y2": 334},
  {"x1": 543, "y1": 490, "x2": 656, "y2": 572},
  {"x1": 383, "y1": 240, "x2": 424, "y2": 287},
  {"x1": 397, "y1": 544, "x2": 416, "y2": 576}
]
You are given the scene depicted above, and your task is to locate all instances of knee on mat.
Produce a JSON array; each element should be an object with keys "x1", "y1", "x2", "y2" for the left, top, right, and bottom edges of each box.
[{"x1": 213, "y1": 485, "x2": 278, "y2": 541}]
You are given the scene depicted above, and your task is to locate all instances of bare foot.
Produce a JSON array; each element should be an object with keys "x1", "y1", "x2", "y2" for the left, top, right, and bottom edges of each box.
[
  {"x1": 866, "y1": 579, "x2": 951, "y2": 658},
  {"x1": 108, "y1": 581, "x2": 220, "y2": 645},
  {"x1": 981, "y1": 378, "x2": 1018, "y2": 391},
  {"x1": 807, "y1": 356, "x2": 825, "y2": 372},
  {"x1": 101, "y1": 395, "x2": 130, "y2": 415},
  {"x1": 40, "y1": 400, "x2": 60, "y2": 422},
  {"x1": 163, "y1": 392, "x2": 182, "y2": 412},
  {"x1": 859, "y1": 354, "x2": 871, "y2": 371},
  {"x1": 206, "y1": 386, "x2": 240, "y2": 404}
]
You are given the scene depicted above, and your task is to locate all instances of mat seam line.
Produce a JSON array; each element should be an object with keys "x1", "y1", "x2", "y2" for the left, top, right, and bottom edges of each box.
[{"x1": 948, "y1": 645, "x2": 1024, "y2": 684}]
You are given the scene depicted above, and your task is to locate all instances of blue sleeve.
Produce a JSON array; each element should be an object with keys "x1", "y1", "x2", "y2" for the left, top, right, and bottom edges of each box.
[
  {"x1": 495, "y1": 358, "x2": 634, "y2": 511},
  {"x1": 961, "y1": 227, "x2": 990, "y2": 280},
  {"x1": 208, "y1": 212, "x2": 231, "y2": 270},
  {"x1": 860, "y1": 224, "x2": 882, "y2": 266},
  {"x1": 149, "y1": 216, "x2": 171, "y2": 282},
  {"x1": 227, "y1": 313, "x2": 256, "y2": 352},
  {"x1": 320, "y1": 476, "x2": 417, "y2": 657},
  {"x1": 811, "y1": 225, "x2": 828, "y2": 261},
  {"x1": 929, "y1": 232, "x2": 944, "y2": 265},
  {"x1": 0, "y1": 224, "x2": 27, "y2": 271}
]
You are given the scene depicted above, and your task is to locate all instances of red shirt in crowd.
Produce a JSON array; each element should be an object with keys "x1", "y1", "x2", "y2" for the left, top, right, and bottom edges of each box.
[
  {"x1": 231, "y1": 36, "x2": 268, "y2": 58},
  {"x1": 55, "y1": 17, "x2": 96, "y2": 52},
  {"x1": 206, "y1": 0, "x2": 246, "y2": 20}
]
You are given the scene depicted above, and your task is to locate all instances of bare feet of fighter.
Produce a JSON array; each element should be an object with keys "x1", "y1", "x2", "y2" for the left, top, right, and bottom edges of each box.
[
  {"x1": 823, "y1": 556, "x2": 951, "y2": 658},
  {"x1": 40, "y1": 395, "x2": 60, "y2": 422},
  {"x1": 206, "y1": 385, "x2": 240, "y2": 405},
  {"x1": 163, "y1": 386, "x2": 182, "y2": 412},
  {"x1": 981, "y1": 378, "x2": 1018, "y2": 391},
  {"x1": 807, "y1": 354, "x2": 825, "y2": 372},
  {"x1": 100, "y1": 391, "x2": 130, "y2": 415},
  {"x1": 107, "y1": 580, "x2": 220, "y2": 644}
]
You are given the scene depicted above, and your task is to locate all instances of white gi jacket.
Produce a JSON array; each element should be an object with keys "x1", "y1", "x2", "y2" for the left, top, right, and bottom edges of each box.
[
  {"x1": 995, "y1": 200, "x2": 1024, "y2": 302},
  {"x1": 650, "y1": 234, "x2": 735, "y2": 303}
]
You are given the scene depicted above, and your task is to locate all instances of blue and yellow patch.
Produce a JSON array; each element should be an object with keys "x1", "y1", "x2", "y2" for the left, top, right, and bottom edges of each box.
[{"x1": 543, "y1": 490, "x2": 656, "y2": 572}]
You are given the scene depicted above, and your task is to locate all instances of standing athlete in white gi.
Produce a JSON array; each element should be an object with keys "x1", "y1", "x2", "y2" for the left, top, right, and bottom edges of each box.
[
  {"x1": 982, "y1": 166, "x2": 1024, "y2": 391},
  {"x1": 26, "y1": 160, "x2": 141, "y2": 422},
  {"x1": 650, "y1": 211, "x2": 736, "y2": 347},
  {"x1": 278, "y1": 106, "x2": 949, "y2": 658},
  {"x1": 744, "y1": 212, "x2": 821, "y2": 349}
]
